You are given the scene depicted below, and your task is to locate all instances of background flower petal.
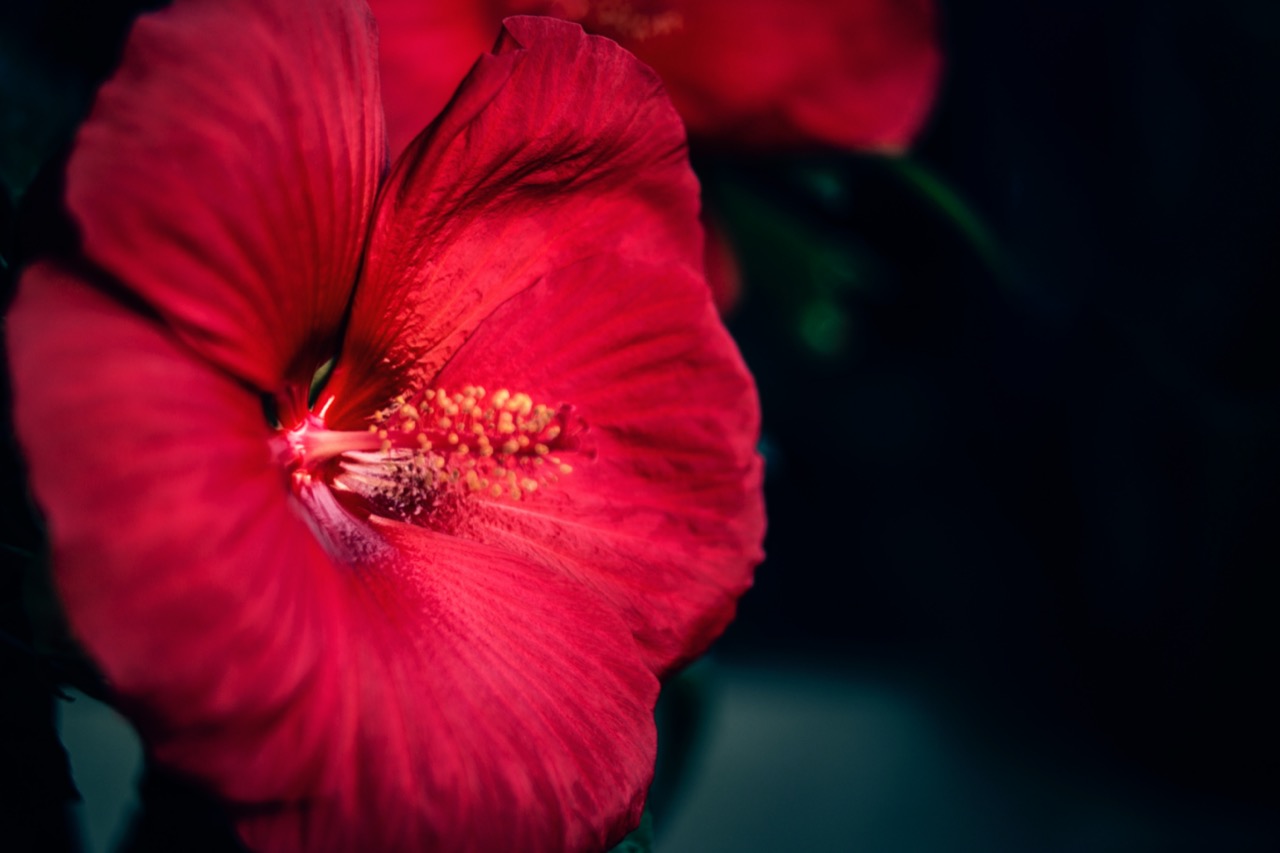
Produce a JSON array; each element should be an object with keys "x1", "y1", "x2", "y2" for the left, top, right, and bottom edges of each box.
[
  {"x1": 323, "y1": 15, "x2": 703, "y2": 424},
  {"x1": 11, "y1": 263, "x2": 658, "y2": 852},
  {"x1": 433, "y1": 255, "x2": 765, "y2": 678},
  {"x1": 702, "y1": 210, "x2": 743, "y2": 314},
  {"x1": 509, "y1": 0, "x2": 943, "y2": 150},
  {"x1": 369, "y1": 0, "x2": 506, "y2": 160},
  {"x1": 65, "y1": 0, "x2": 386, "y2": 393}
]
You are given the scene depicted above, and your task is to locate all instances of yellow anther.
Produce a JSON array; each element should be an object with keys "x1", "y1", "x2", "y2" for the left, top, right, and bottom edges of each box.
[
  {"x1": 347, "y1": 383, "x2": 579, "y2": 516},
  {"x1": 559, "y1": 463, "x2": 573, "y2": 474}
]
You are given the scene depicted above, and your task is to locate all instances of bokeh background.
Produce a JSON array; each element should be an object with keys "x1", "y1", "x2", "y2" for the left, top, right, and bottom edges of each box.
[{"x1": 3, "y1": 1, "x2": 1279, "y2": 850}]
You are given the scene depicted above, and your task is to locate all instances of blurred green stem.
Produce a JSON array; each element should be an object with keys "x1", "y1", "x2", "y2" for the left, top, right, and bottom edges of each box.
[{"x1": 885, "y1": 156, "x2": 1013, "y2": 286}]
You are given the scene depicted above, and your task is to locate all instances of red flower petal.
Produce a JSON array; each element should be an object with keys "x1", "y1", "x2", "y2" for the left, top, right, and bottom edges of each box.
[
  {"x1": 241, "y1": 523, "x2": 657, "y2": 852},
  {"x1": 510, "y1": 0, "x2": 942, "y2": 150},
  {"x1": 322, "y1": 15, "x2": 702, "y2": 426},
  {"x1": 369, "y1": 0, "x2": 506, "y2": 159},
  {"x1": 65, "y1": 0, "x2": 385, "y2": 392},
  {"x1": 702, "y1": 210, "x2": 743, "y2": 315},
  {"x1": 9, "y1": 263, "x2": 344, "y2": 806},
  {"x1": 430, "y1": 255, "x2": 765, "y2": 677},
  {"x1": 11, "y1": 262, "x2": 659, "y2": 850}
]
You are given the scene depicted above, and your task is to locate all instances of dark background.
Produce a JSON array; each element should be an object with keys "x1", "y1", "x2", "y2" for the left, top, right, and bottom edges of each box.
[{"x1": 3, "y1": 1, "x2": 1279, "y2": 850}]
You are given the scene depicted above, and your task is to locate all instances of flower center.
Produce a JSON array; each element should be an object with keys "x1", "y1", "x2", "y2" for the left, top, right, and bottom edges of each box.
[{"x1": 274, "y1": 385, "x2": 585, "y2": 528}]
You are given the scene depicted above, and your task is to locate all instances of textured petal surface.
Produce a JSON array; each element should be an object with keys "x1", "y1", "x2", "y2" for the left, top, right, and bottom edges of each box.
[
  {"x1": 238, "y1": 524, "x2": 657, "y2": 853},
  {"x1": 508, "y1": 0, "x2": 942, "y2": 150},
  {"x1": 369, "y1": 0, "x2": 506, "y2": 159},
  {"x1": 9, "y1": 263, "x2": 346, "y2": 807},
  {"x1": 431, "y1": 255, "x2": 765, "y2": 677},
  {"x1": 66, "y1": 0, "x2": 385, "y2": 391},
  {"x1": 323, "y1": 15, "x2": 702, "y2": 424},
  {"x1": 10, "y1": 264, "x2": 660, "y2": 851}
]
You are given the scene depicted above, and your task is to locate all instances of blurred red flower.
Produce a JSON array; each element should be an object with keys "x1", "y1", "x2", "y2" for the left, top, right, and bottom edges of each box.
[
  {"x1": 7, "y1": 2, "x2": 763, "y2": 850},
  {"x1": 374, "y1": 0, "x2": 942, "y2": 157}
]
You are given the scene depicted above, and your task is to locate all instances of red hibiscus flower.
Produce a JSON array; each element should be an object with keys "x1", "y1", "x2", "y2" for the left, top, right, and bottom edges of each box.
[
  {"x1": 373, "y1": 0, "x2": 942, "y2": 159},
  {"x1": 6, "y1": 2, "x2": 764, "y2": 850}
]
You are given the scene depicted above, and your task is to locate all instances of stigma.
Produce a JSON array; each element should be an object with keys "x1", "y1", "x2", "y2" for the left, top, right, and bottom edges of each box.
[{"x1": 275, "y1": 385, "x2": 585, "y2": 525}]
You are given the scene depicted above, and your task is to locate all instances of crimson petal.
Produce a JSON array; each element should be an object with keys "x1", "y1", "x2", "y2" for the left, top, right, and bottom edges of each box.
[
  {"x1": 65, "y1": 0, "x2": 385, "y2": 391},
  {"x1": 9, "y1": 263, "x2": 345, "y2": 806},
  {"x1": 369, "y1": 0, "x2": 506, "y2": 159},
  {"x1": 322, "y1": 15, "x2": 702, "y2": 425},
  {"x1": 432, "y1": 255, "x2": 765, "y2": 676},
  {"x1": 509, "y1": 0, "x2": 942, "y2": 150}
]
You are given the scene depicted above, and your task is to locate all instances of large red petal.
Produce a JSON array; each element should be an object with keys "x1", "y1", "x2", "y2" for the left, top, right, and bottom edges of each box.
[
  {"x1": 8, "y1": 263, "x2": 347, "y2": 806},
  {"x1": 509, "y1": 0, "x2": 942, "y2": 150},
  {"x1": 66, "y1": 0, "x2": 385, "y2": 392},
  {"x1": 322, "y1": 15, "x2": 702, "y2": 425},
  {"x1": 368, "y1": 0, "x2": 506, "y2": 160},
  {"x1": 432, "y1": 255, "x2": 765, "y2": 678},
  {"x1": 9, "y1": 264, "x2": 657, "y2": 850},
  {"x1": 238, "y1": 524, "x2": 657, "y2": 852}
]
